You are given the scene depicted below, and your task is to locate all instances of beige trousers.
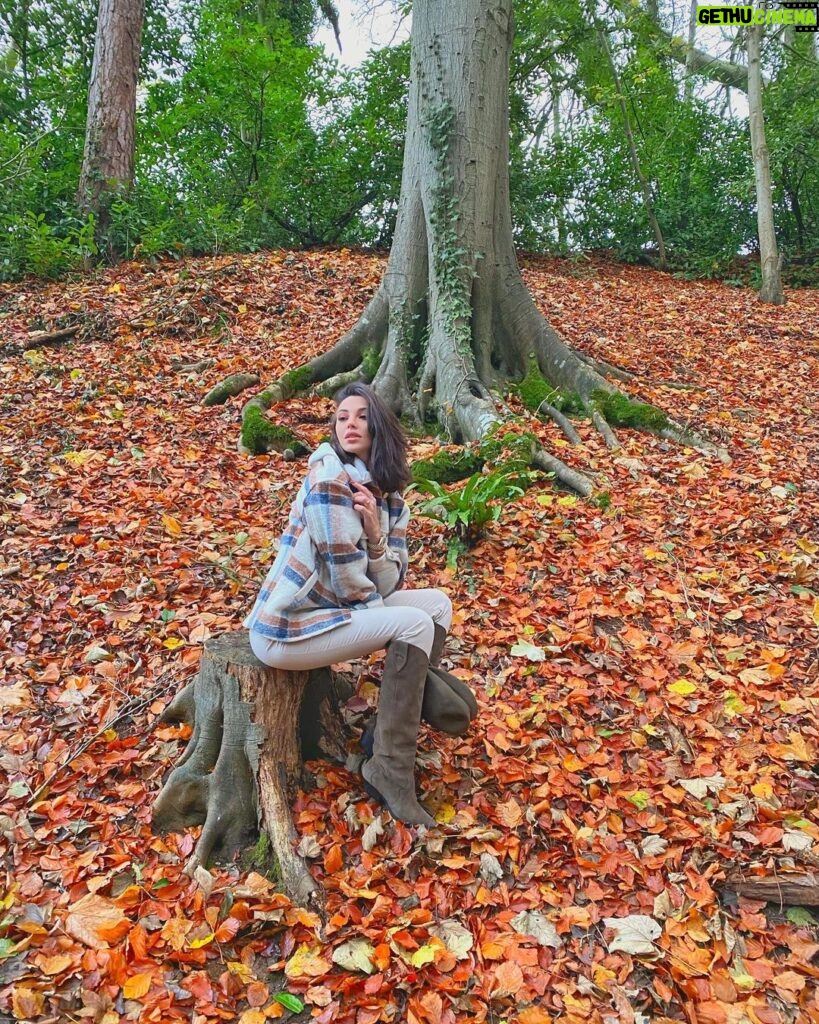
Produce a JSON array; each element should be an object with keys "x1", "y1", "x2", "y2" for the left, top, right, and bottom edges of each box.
[{"x1": 248, "y1": 588, "x2": 452, "y2": 671}]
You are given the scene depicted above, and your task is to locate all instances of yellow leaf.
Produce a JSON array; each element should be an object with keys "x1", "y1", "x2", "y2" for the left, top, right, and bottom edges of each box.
[
  {"x1": 62, "y1": 449, "x2": 102, "y2": 468},
  {"x1": 668, "y1": 679, "x2": 697, "y2": 695},
  {"x1": 226, "y1": 960, "x2": 254, "y2": 982},
  {"x1": 238, "y1": 1012, "x2": 267, "y2": 1024},
  {"x1": 284, "y1": 944, "x2": 331, "y2": 979},
  {"x1": 163, "y1": 637, "x2": 186, "y2": 650},
  {"x1": 12, "y1": 986, "x2": 45, "y2": 1020},
  {"x1": 724, "y1": 691, "x2": 748, "y2": 716},
  {"x1": 188, "y1": 932, "x2": 215, "y2": 949},
  {"x1": 813, "y1": 599, "x2": 819, "y2": 627},
  {"x1": 122, "y1": 972, "x2": 153, "y2": 999},
  {"x1": 162, "y1": 514, "x2": 183, "y2": 537},
  {"x1": 796, "y1": 538, "x2": 817, "y2": 554},
  {"x1": 751, "y1": 780, "x2": 774, "y2": 800},
  {"x1": 435, "y1": 803, "x2": 456, "y2": 824},
  {"x1": 410, "y1": 945, "x2": 436, "y2": 968}
]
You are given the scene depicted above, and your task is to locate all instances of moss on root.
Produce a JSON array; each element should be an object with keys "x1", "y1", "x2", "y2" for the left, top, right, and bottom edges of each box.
[
  {"x1": 279, "y1": 365, "x2": 313, "y2": 398},
  {"x1": 591, "y1": 390, "x2": 669, "y2": 432},
  {"x1": 202, "y1": 382, "x2": 236, "y2": 407},
  {"x1": 412, "y1": 448, "x2": 486, "y2": 484},
  {"x1": 241, "y1": 406, "x2": 309, "y2": 457},
  {"x1": 411, "y1": 431, "x2": 539, "y2": 484},
  {"x1": 361, "y1": 347, "x2": 383, "y2": 382},
  {"x1": 240, "y1": 830, "x2": 283, "y2": 885},
  {"x1": 516, "y1": 361, "x2": 583, "y2": 416}
]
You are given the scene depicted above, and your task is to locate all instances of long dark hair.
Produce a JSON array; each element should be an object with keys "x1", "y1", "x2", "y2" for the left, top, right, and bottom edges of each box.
[{"x1": 330, "y1": 382, "x2": 411, "y2": 493}]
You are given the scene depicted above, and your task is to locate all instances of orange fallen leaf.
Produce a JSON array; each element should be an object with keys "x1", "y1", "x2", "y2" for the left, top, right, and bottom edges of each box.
[{"x1": 65, "y1": 893, "x2": 129, "y2": 949}]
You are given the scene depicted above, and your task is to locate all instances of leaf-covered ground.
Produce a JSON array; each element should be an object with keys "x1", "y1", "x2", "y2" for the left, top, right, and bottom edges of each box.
[{"x1": 1, "y1": 250, "x2": 818, "y2": 1024}]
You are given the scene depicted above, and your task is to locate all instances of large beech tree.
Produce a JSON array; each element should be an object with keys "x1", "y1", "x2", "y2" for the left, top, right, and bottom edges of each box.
[{"x1": 237, "y1": 0, "x2": 720, "y2": 491}]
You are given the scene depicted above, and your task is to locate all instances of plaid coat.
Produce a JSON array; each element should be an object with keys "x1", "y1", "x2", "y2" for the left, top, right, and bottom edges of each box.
[{"x1": 245, "y1": 444, "x2": 409, "y2": 642}]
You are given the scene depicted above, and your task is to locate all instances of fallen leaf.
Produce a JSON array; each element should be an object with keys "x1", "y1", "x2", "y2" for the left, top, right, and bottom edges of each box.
[
  {"x1": 65, "y1": 894, "x2": 129, "y2": 949},
  {"x1": 510, "y1": 910, "x2": 563, "y2": 948},
  {"x1": 603, "y1": 915, "x2": 662, "y2": 955},
  {"x1": 331, "y1": 939, "x2": 375, "y2": 974}
]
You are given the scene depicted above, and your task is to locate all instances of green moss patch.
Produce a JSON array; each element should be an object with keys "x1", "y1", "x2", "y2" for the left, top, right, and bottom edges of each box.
[
  {"x1": 279, "y1": 365, "x2": 313, "y2": 398},
  {"x1": 516, "y1": 362, "x2": 583, "y2": 416},
  {"x1": 411, "y1": 431, "x2": 539, "y2": 485},
  {"x1": 361, "y1": 346, "x2": 382, "y2": 382},
  {"x1": 591, "y1": 389, "x2": 669, "y2": 432},
  {"x1": 411, "y1": 448, "x2": 485, "y2": 484},
  {"x1": 241, "y1": 406, "x2": 309, "y2": 457}
]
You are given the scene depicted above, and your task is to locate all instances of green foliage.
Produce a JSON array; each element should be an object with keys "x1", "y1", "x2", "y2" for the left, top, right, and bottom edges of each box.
[
  {"x1": 412, "y1": 464, "x2": 532, "y2": 548},
  {"x1": 591, "y1": 389, "x2": 668, "y2": 432},
  {"x1": 274, "y1": 993, "x2": 305, "y2": 1013}
]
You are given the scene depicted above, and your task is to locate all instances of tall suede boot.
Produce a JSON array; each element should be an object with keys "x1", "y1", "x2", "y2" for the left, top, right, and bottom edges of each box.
[
  {"x1": 362, "y1": 641, "x2": 436, "y2": 828},
  {"x1": 425, "y1": 624, "x2": 479, "y2": 724}
]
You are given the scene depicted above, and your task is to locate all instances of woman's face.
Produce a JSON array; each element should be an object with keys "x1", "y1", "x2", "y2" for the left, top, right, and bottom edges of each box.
[{"x1": 335, "y1": 395, "x2": 372, "y2": 462}]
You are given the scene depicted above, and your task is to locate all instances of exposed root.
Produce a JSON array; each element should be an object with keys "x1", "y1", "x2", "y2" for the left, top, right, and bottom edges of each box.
[
  {"x1": 203, "y1": 372, "x2": 260, "y2": 407},
  {"x1": 537, "y1": 401, "x2": 582, "y2": 445},
  {"x1": 574, "y1": 350, "x2": 634, "y2": 383},
  {"x1": 587, "y1": 403, "x2": 621, "y2": 451},
  {"x1": 531, "y1": 447, "x2": 594, "y2": 497},
  {"x1": 315, "y1": 365, "x2": 366, "y2": 398}
]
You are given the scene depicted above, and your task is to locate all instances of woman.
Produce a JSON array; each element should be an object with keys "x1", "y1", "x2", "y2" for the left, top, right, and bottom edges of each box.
[{"x1": 245, "y1": 383, "x2": 476, "y2": 828}]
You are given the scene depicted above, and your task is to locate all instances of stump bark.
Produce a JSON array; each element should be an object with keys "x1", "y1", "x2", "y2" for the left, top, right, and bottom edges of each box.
[{"x1": 152, "y1": 631, "x2": 351, "y2": 906}]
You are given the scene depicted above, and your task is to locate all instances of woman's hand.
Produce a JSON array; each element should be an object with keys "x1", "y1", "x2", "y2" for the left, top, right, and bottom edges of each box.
[{"x1": 349, "y1": 479, "x2": 382, "y2": 544}]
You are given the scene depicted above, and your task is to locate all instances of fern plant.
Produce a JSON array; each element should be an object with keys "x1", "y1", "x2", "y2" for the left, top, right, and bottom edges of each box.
[{"x1": 412, "y1": 464, "x2": 532, "y2": 561}]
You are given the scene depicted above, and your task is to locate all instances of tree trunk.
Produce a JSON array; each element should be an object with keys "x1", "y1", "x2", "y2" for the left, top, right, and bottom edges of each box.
[
  {"x1": 311, "y1": 0, "x2": 619, "y2": 444},
  {"x1": 77, "y1": 0, "x2": 145, "y2": 228},
  {"x1": 241, "y1": 0, "x2": 726, "y2": 487},
  {"x1": 595, "y1": 25, "x2": 667, "y2": 270},
  {"x1": 152, "y1": 632, "x2": 353, "y2": 907},
  {"x1": 747, "y1": 23, "x2": 785, "y2": 305}
]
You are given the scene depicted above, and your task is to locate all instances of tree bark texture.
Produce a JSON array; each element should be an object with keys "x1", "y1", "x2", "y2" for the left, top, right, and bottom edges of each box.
[
  {"x1": 307, "y1": 0, "x2": 618, "y2": 445},
  {"x1": 747, "y1": 24, "x2": 785, "y2": 305},
  {"x1": 77, "y1": 0, "x2": 145, "y2": 217},
  {"x1": 151, "y1": 632, "x2": 351, "y2": 907}
]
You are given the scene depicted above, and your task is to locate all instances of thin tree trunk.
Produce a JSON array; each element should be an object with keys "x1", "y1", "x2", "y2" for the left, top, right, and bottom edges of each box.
[
  {"x1": 77, "y1": 0, "x2": 145, "y2": 226},
  {"x1": 596, "y1": 27, "x2": 667, "y2": 270},
  {"x1": 747, "y1": 23, "x2": 785, "y2": 305}
]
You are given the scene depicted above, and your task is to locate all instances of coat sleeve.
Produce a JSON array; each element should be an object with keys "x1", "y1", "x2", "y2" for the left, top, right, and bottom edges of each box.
[
  {"x1": 367, "y1": 497, "x2": 409, "y2": 597},
  {"x1": 302, "y1": 476, "x2": 384, "y2": 609}
]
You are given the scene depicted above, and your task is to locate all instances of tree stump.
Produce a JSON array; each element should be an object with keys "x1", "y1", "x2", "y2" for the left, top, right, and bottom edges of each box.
[{"x1": 152, "y1": 631, "x2": 352, "y2": 906}]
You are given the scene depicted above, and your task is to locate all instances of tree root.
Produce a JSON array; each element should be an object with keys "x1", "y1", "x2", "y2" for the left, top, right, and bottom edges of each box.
[
  {"x1": 203, "y1": 372, "x2": 260, "y2": 406},
  {"x1": 152, "y1": 632, "x2": 351, "y2": 907}
]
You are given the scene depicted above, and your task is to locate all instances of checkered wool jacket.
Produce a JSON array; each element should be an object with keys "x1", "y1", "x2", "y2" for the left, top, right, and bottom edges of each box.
[{"x1": 245, "y1": 444, "x2": 409, "y2": 642}]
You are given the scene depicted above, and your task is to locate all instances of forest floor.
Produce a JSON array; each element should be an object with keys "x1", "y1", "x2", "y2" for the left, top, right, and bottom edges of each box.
[{"x1": 1, "y1": 250, "x2": 818, "y2": 1024}]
